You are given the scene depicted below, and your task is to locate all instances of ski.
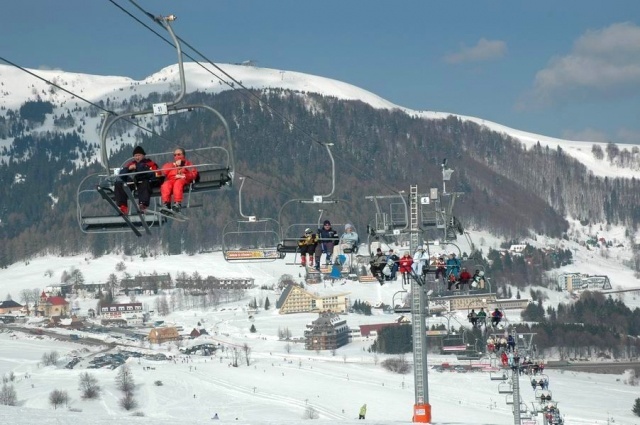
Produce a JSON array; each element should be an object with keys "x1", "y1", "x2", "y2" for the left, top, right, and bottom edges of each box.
[
  {"x1": 154, "y1": 207, "x2": 189, "y2": 222},
  {"x1": 121, "y1": 184, "x2": 152, "y2": 235},
  {"x1": 96, "y1": 184, "x2": 143, "y2": 237}
]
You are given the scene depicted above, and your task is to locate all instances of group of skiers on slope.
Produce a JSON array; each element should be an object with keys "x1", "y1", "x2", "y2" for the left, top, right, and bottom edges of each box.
[{"x1": 297, "y1": 221, "x2": 359, "y2": 270}]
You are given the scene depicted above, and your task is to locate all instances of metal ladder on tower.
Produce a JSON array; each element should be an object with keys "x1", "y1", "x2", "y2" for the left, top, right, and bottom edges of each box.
[{"x1": 410, "y1": 184, "x2": 429, "y2": 410}]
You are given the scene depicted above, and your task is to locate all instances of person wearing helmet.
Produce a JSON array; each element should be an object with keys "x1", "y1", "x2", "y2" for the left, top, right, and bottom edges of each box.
[{"x1": 297, "y1": 228, "x2": 317, "y2": 268}]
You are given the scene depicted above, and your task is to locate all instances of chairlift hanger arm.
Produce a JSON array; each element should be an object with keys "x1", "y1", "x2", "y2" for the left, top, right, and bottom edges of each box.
[
  {"x1": 101, "y1": 102, "x2": 235, "y2": 180},
  {"x1": 318, "y1": 143, "x2": 336, "y2": 198},
  {"x1": 100, "y1": 17, "x2": 186, "y2": 172}
]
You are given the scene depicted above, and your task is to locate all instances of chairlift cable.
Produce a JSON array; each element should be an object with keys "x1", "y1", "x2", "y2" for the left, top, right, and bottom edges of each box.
[
  {"x1": 0, "y1": 56, "x2": 182, "y2": 149},
  {"x1": 114, "y1": 0, "x2": 408, "y2": 198}
]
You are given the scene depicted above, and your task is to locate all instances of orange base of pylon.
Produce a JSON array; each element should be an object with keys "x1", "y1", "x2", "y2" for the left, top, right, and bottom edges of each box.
[{"x1": 413, "y1": 403, "x2": 431, "y2": 423}]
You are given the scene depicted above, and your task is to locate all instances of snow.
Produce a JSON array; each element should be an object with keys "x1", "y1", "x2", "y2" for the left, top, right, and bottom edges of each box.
[
  {"x1": 0, "y1": 226, "x2": 639, "y2": 424},
  {"x1": 1, "y1": 62, "x2": 639, "y2": 180}
]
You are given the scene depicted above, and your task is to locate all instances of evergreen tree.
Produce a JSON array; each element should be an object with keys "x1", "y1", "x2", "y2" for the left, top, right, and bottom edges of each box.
[
  {"x1": 250, "y1": 324, "x2": 257, "y2": 333},
  {"x1": 264, "y1": 297, "x2": 270, "y2": 310},
  {"x1": 633, "y1": 398, "x2": 640, "y2": 417}
]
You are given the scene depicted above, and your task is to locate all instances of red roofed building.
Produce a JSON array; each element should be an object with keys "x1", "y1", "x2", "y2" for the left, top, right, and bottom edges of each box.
[
  {"x1": 359, "y1": 321, "x2": 402, "y2": 338},
  {"x1": 37, "y1": 291, "x2": 69, "y2": 317}
]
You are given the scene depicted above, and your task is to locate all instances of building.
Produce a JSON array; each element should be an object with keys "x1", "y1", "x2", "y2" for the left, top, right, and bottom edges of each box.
[
  {"x1": 100, "y1": 302, "x2": 144, "y2": 326},
  {"x1": 43, "y1": 283, "x2": 74, "y2": 297},
  {"x1": 37, "y1": 291, "x2": 69, "y2": 317},
  {"x1": 426, "y1": 294, "x2": 528, "y2": 312},
  {"x1": 0, "y1": 300, "x2": 23, "y2": 315},
  {"x1": 148, "y1": 327, "x2": 180, "y2": 344},
  {"x1": 509, "y1": 244, "x2": 528, "y2": 255},
  {"x1": 121, "y1": 274, "x2": 173, "y2": 295},
  {"x1": 557, "y1": 273, "x2": 612, "y2": 291},
  {"x1": 276, "y1": 284, "x2": 349, "y2": 314},
  {"x1": 358, "y1": 317, "x2": 409, "y2": 338},
  {"x1": 100, "y1": 302, "x2": 143, "y2": 317},
  {"x1": 445, "y1": 294, "x2": 496, "y2": 312},
  {"x1": 304, "y1": 312, "x2": 349, "y2": 351}
]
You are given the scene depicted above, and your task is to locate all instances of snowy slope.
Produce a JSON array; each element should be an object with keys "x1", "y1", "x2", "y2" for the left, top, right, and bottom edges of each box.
[{"x1": 1, "y1": 62, "x2": 638, "y2": 179}]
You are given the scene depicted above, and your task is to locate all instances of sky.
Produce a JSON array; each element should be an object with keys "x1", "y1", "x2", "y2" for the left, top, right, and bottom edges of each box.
[
  {"x1": 0, "y1": 223, "x2": 639, "y2": 424},
  {"x1": 2, "y1": 1, "x2": 640, "y2": 144}
]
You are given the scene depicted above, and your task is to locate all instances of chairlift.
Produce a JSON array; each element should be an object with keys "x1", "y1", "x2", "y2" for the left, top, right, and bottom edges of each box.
[
  {"x1": 364, "y1": 192, "x2": 410, "y2": 256},
  {"x1": 505, "y1": 393, "x2": 514, "y2": 405},
  {"x1": 497, "y1": 381, "x2": 513, "y2": 394},
  {"x1": 441, "y1": 332, "x2": 467, "y2": 354},
  {"x1": 519, "y1": 402, "x2": 532, "y2": 415},
  {"x1": 77, "y1": 17, "x2": 234, "y2": 237},
  {"x1": 535, "y1": 389, "x2": 552, "y2": 402},
  {"x1": 489, "y1": 371, "x2": 508, "y2": 381},
  {"x1": 276, "y1": 144, "x2": 357, "y2": 272},
  {"x1": 77, "y1": 172, "x2": 164, "y2": 237},
  {"x1": 392, "y1": 290, "x2": 411, "y2": 314},
  {"x1": 420, "y1": 164, "x2": 465, "y2": 244},
  {"x1": 222, "y1": 177, "x2": 281, "y2": 262}
]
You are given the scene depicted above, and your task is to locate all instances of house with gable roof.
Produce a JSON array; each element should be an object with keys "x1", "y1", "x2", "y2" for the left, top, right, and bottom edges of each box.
[
  {"x1": 0, "y1": 300, "x2": 24, "y2": 315},
  {"x1": 275, "y1": 283, "x2": 349, "y2": 314}
]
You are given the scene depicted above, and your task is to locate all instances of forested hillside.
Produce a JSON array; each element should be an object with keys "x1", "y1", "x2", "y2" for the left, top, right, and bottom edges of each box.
[{"x1": 0, "y1": 89, "x2": 639, "y2": 267}]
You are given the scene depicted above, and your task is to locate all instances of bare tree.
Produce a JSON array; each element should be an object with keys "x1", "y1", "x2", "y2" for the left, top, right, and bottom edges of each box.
[
  {"x1": 31, "y1": 288, "x2": 41, "y2": 305},
  {"x1": 19, "y1": 288, "x2": 33, "y2": 305},
  {"x1": 41, "y1": 351, "x2": 59, "y2": 366},
  {"x1": 230, "y1": 348, "x2": 240, "y2": 367},
  {"x1": 79, "y1": 372, "x2": 101, "y2": 399},
  {"x1": 0, "y1": 383, "x2": 17, "y2": 406},
  {"x1": 243, "y1": 343, "x2": 252, "y2": 366},
  {"x1": 284, "y1": 343, "x2": 292, "y2": 354},
  {"x1": 119, "y1": 392, "x2": 137, "y2": 411},
  {"x1": 49, "y1": 389, "x2": 68, "y2": 409},
  {"x1": 115, "y1": 365, "x2": 135, "y2": 393}
]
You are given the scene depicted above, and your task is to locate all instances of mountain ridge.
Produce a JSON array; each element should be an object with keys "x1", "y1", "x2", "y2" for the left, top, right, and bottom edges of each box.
[{"x1": 1, "y1": 63, "x2": 639, "y2": 180}]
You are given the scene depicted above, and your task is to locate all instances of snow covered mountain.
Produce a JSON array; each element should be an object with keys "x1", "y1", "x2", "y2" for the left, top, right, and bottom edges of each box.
[{"x1": 1, "y1": 62, "x2": 639, "y2": 179}]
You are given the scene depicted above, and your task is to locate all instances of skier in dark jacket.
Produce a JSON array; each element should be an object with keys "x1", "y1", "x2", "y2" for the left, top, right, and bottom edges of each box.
[
  {"x1": 115, "y1": 145, "x2": 160, "y2": 214},
  {"x1": 315, "y1": 220, "x2": 338, "y2": 269},
  {"x1": 507, "y1": 334, "x2": 516, "y2": 352},
  {"x1": 370, "y1": 248, "x2": 387, "y2": 284}
]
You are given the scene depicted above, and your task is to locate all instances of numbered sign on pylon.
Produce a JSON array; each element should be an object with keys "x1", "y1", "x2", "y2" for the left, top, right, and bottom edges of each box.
[
  {"x1": 153, "y1": 103, "x2": 168, "y2": 116},
  {"x1": 313, "y1": 196, "x2": 323, "y2": 203}
]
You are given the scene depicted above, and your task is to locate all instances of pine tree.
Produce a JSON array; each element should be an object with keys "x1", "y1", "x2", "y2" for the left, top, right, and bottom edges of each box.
[
  {"x1": 264, "y1": 297, "x2": 270, "y2": 310},
  {"x1": 633, "y1": 398, "x2": 640, "y2": 417},
  {"x1": 250, "y1": 324, "x2": 257, "y2": 333}
]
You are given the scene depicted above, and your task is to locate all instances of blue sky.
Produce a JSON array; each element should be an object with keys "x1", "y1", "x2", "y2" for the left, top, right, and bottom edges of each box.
[{"x1": 3, "y1": 1, "x2": 640, "y2": 144}]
